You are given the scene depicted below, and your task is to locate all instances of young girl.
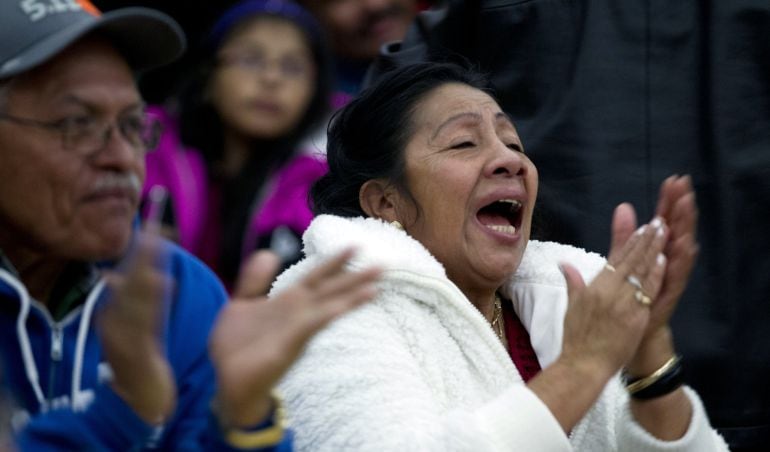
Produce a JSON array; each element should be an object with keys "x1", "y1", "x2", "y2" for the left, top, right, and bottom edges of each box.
[{"x1": 142, "y1": 0, "x2": 332, "y2": 288}]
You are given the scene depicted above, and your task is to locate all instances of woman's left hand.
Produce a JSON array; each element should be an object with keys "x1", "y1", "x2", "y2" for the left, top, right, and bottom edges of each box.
[
  {"x1": 650, "y1": 175, "x2": 699, "y2": 333},
  {"x1": 618, "y1": 176, "x2": 699, "y2": 440},
  {"x1": 608, "y1": 175, "x2": 699, "y2": 339},
  {"x1": 608, "y1": 175, "x2": 699, "y2": 374}
]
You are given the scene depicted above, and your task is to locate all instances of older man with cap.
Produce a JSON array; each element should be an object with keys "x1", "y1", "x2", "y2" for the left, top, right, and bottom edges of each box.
[{"x1": 0, "y1": 1, "x2": 380, "y2": 450}]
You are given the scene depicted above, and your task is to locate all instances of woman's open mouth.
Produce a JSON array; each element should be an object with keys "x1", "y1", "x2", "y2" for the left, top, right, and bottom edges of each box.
[{"x1": 476, "y1": 198, "x2": 523, "y2": 236}]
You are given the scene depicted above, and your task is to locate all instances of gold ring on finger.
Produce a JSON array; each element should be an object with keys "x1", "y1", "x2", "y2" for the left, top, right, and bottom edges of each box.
[{"x1": 634, "y1": 289, "x2": 653, "y2": 307}]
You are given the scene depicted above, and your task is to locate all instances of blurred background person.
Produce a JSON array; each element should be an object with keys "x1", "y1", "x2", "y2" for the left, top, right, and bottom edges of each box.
[
  {"x1": 141, "y1": 0, "x2": 334, "y2": 289},
  {"x1": 297, "y1": 0, "x2": 421, "y2": 102},
  {"x1": 93, "y1": 0, "x2": 424, "y2": 105}
]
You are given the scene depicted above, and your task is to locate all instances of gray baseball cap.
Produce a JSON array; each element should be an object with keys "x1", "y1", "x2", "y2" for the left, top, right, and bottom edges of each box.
[{"x1": 0, "y1": 1, "x2": 185, "y2": 79}]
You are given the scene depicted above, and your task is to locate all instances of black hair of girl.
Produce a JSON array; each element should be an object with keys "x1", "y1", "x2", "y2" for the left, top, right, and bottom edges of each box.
[{"x1": 311, "y1": 62, "x2": 491, "y2": 217}]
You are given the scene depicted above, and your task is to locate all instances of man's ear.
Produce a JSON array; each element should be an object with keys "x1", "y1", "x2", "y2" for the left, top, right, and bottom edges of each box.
[{"x1": 359, "y1": 179, "x2": 401, "y2": 222}]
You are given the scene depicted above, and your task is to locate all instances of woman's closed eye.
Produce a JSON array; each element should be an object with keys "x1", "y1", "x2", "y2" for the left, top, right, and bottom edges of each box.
[
  {"x1": 447, "y1": 141, "x2": 523, "y2": 153},
  {"x1": 449, "y1": 141, "x2": 476, "y2": 150},
  {"x1": 507, "y1": 143, "x2": 524, "y2": 153}
]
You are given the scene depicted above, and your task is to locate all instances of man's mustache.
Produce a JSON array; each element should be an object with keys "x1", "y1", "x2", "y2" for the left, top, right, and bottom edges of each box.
[{"x1": 90, "y1": 172, "x2": 142, "y2": 198}]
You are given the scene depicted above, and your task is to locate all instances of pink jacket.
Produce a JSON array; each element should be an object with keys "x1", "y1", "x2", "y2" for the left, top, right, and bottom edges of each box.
[{"x1": 141, "y1": 106, "x2": 327, "y2": 263}]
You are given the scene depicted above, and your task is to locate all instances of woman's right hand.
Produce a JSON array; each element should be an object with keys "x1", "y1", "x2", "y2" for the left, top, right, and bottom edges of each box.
[{"x1": 558, "y1": 208, "x2": 668, "y2": 381}]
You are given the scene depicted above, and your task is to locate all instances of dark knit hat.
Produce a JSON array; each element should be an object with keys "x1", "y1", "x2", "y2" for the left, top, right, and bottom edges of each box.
[{"x1": 208, "y1": 0, "x2": 322, "y2": 51}]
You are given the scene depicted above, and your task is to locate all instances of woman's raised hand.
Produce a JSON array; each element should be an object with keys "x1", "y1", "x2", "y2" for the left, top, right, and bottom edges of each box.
[
  {"x1": 542, "y1": 177, "x2": 699, "y2": 435},
  {"x1": 649, "y1": 176, "x2": 699, "y2": 333},
  {"x1": 559, "y1": 206, "x2": 668, "y2": 379},
  {"x1": 625, "y1": 176, "x2": 698, "y2": 378},
  {"x1": 209, "y1": 248, "x2": 381, "y2": 428},
  {"x1": 532, "y1": 210, "x2": 668, "y2": 432}
]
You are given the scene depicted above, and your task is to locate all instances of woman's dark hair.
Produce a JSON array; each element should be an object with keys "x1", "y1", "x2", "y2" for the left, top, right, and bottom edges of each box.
[{"x1": 311, "y1": 62, "x2": 491, "y2": 217}]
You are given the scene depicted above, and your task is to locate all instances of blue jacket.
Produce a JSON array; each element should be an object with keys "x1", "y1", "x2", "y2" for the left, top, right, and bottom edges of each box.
[{"x1": 0, "y1": 238, "x2": 292, "y2": 451}]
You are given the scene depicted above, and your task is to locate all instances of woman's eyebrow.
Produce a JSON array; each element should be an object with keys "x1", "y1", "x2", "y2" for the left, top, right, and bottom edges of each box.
[
  {"x1": 431, "y1": 112, "x2": 482, "y2": 140},
  {"x1": 495, "y1": 112, "x2": 524, "y2": 152},
  {"x1": 495, "y1": 111, "x2": 516, "y2": 128}
]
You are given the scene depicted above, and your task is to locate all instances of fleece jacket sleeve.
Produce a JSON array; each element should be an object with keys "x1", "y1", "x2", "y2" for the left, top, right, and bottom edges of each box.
[{"x1": 617, "y1": 386, "x2": 730, "y2": 452}]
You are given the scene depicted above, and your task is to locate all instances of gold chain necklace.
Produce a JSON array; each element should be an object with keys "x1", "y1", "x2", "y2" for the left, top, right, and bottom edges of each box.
[{"x1": 491, "y1": 293, "x2": 505, "y2": 343}]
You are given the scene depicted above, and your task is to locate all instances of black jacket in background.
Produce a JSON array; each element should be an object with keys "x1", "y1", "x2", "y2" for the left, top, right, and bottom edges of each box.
[{"x1": 367, "y1": 1, "x2": 770, "y2": 449}]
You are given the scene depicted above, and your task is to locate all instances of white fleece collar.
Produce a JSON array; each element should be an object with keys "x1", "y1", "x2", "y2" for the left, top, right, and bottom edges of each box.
[
  {"x1": 302, "y1": 215, "x2": 448, "y2": 277},
  {"x1": 302, "y1": 214, "x2": 604, "y2": 290},
  {"x1": 297, "y1": 214, "x2": 606, "y2": 368}
]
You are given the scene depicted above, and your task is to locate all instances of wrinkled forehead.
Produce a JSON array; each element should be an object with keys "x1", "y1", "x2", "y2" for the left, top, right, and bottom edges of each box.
[{"x1": 411, "y1": 83, "x2": 506, "y2": 131}]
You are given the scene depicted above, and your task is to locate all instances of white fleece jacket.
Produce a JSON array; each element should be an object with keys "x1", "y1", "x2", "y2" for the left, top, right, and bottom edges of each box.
[{"x1": 273, "y1": 215, "x2": 728, "y2": 452}]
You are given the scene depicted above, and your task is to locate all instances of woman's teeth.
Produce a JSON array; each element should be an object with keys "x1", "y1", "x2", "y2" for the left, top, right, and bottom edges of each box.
[
  {"x1": 485, "y1": 224, "x2": 517, "y2": 235},
  {"x1": 499, "y1": 199, "x2": 522, "y2": 212}
]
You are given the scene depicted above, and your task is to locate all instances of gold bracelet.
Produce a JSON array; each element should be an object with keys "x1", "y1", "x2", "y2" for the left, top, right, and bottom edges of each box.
[
  {"x1": 222, "y1": 392, "x2": 288, "y2": 449},
  {"x1": 625, "y1": 355, "x2": 680, "y2": 394}
]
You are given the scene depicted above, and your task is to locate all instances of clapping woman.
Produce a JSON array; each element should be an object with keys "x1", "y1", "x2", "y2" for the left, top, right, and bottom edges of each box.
[{"x1": 270, "y1": 63, "x2": 728, "y2": 451}]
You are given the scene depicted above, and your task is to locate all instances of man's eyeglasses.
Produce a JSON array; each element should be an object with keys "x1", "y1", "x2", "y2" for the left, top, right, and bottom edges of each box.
[{"x1": 0, "y1": 112, "x2": 162, "y2": 156}]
